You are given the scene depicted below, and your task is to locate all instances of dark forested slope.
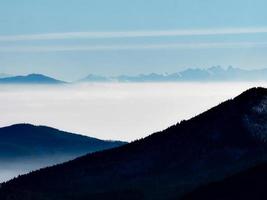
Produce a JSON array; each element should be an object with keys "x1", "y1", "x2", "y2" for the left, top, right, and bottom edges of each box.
[
  {"x1": 0, "y1": 124, "x2": 126, "y2": 182},
  {"x1": 182, "y1": 162, "x2": 267, "y2": 200}
]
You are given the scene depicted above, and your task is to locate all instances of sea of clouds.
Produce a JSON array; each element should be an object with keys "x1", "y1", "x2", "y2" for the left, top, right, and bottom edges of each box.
[{"x1": 1, "y1": 82, "x2": 267, "y2": 141}]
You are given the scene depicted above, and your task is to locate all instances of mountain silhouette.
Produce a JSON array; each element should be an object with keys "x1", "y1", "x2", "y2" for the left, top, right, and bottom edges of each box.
[
  {"x1": 1, "y1": 87, "x2": 267, "y2": 200},
  {"x1": 0, "y1": 124, "x2": 126, "y2": 182},
  {"x1": 182, "y1": 162, "x2": 267, "y2": 200},
  {"x1": 80, "y1": 66, "x2": 267, "y2": 82},
  {"x1": 0, "y1": 74, "x2": 65, "y2": 84}
]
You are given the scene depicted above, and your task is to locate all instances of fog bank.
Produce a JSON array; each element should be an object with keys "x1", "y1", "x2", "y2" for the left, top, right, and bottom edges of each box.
[{"x1": 1, "y1": 82, "x2": 266, "y2": 141}]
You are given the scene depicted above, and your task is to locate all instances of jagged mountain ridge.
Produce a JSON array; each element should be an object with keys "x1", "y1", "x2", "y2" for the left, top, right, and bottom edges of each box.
[
  {"x1": 81, "y1": 66, "x2": 267, "y2": 82},
  {"x1": 3, "y1": 66, "x2": 267, "y2": 84}
]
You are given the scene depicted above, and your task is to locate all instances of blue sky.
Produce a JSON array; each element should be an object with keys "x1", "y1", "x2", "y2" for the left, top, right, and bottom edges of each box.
[{"x1": 1, "y1": 0, "x2": 267, "y2": 80}]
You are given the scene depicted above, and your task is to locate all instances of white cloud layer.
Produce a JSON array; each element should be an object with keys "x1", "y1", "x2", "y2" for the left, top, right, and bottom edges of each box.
[{"x1": 1, "y1": 83, "x2": 267, "y2": 141}]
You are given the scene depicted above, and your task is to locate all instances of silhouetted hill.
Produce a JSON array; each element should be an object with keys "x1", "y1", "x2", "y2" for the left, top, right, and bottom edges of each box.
[
  {"x1": 1, "y1": 88, "x2": 267, "y2": 199},
  {"x1": 0, "y1": 74, "x2": 65, "y2": 84},
  {"x1": 0, "y1": 124, "x2": 126, "y2": 182},
  {"x1": 80, "y1": 66, "x2": 267, "y2": 82},
  {"x1": 0, "y1": 124, "x2": 126, "y2": 159},
  {"x1": 182, "y1": 162, "x2": 267, "y2": 200}
]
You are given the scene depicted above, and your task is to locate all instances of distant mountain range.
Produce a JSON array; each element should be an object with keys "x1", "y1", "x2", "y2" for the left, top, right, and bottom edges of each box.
[
  {"x1": 0, "y1": 124, "x2": 126, "y2": 182},
  {"x1": 2, "y1": 66, "x2": 267, "y2": 84},
  {"x1": 81, "y1": 66, "x2": 267, "y2": 82},
  {"x1": 0, "y1": 74, "x2": 65, "y2": 84},
  {"x1": 1, "y1": 87, "x2": 267, "y2": 200}
]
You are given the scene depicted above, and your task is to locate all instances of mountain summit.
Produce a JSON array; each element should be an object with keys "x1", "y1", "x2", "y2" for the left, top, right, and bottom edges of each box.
[
  {"x1": 0, "y1": 74, "x2": 65, "y2": 84},
  {"x1": 1, "y1": 87, "x2": 267, "y2": 200}
]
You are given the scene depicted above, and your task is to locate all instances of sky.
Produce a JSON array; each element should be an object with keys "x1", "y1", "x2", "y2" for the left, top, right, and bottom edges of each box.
[{"x1": 1, "y1": 0, "x2": 267, "y2": 80}]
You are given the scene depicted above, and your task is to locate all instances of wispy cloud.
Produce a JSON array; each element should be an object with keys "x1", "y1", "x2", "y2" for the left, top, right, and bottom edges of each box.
[
  {"x1": 1, "y1": 42, "x2": 267, "y2": 53},
  {"x1": 1, "y1": 27, "x2": 267, "y2": 42}
]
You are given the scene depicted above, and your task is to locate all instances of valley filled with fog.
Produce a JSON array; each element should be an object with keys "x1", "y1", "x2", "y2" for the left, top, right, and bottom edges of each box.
[
  {"x1": 1, "y1": 82, "x2": 267, "y2": 141},
  {"x1": 0, "y1": 155, "x2": 76, "y2": 182}
]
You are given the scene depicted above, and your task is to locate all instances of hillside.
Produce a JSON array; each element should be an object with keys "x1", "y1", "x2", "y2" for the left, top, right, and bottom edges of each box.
[
  {"x1": 182, "y1": 162, "x2": 267, "y2": 200},
  {"x1": 1, "y1": 87, "x2": 267, "y2": 199},
  {"x1": 0, "y1": 124, "x2": 126, "y2": 182}
]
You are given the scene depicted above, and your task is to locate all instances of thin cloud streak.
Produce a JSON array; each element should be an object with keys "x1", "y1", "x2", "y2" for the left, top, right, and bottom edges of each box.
[
  {"x1": 1, "y1": 27, "x2": 267, "y2": 41},
  {"x1": 0, "y1": 42, "x2": 267, "y2": 53}
]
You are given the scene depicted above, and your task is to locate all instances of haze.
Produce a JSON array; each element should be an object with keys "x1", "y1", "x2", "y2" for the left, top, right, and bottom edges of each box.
[{"x1": 0, "y1": 82, "x2": 266, "y2": 141}]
